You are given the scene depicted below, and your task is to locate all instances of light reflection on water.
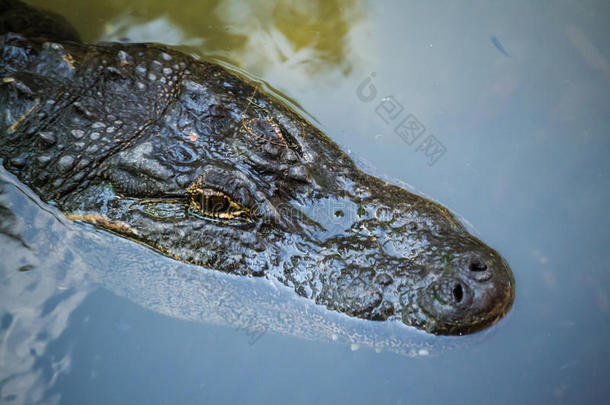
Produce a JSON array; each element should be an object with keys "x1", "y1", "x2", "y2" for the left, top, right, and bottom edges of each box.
[{"x1": 2, "y1": 0, "x2": 610, "y2": 403}]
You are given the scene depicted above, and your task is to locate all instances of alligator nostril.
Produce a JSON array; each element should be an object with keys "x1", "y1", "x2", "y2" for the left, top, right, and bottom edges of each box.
[
  {"x1": 469, "y1": 259, "x2": 487, "y2": 272},
  {"x1": 452, "y1": 283, "x2": 463, "y2": 303}
]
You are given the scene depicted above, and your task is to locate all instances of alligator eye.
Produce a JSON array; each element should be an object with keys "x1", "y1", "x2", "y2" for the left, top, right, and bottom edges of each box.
[
  {"x1": 186, "y1": 184, "x2": 249, "y2": 220},
  {"x1": 199, "y1": 191, "x2": 230, "y2": 213}
]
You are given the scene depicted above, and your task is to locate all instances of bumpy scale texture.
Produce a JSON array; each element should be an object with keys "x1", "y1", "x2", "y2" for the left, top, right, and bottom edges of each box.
[{"x1": 0, "y1": 1, "x2": 514, "y2": 335}]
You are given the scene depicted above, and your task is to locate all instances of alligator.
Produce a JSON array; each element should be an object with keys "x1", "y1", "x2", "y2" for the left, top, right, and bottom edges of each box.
[{"x1": 0, "y1": 0, "x2": 514, "y2": 335}]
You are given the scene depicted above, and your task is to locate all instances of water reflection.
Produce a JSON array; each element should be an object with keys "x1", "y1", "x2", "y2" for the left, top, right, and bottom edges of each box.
[
  {"x1": 565, "y1": 25, "x2": 610, "y2": 86},
  {"x1": 0, "y1": 176, "x2": 90, "y2": 405},
  {"x1": 31, "y1": 0, "x2": 363, "y2": 77}
]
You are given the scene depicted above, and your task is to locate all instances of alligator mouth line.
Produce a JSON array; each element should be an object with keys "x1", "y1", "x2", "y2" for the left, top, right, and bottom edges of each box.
[
  {"x1": 132, "y1": 197, "x2": 185, "y2": 206},
  {"x1": 65, "y1": 213, "x2": 139, "y2": 237}
]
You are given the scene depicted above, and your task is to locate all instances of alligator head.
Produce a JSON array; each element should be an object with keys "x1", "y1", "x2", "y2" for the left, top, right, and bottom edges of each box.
[{"x1": 0, "y1": 35, "x2": 514, "y2": 335}]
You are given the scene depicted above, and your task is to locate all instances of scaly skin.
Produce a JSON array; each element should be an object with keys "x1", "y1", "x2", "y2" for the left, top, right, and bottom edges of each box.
[{"x1": 0, "y1": 2, "x2": 514, "y2": 335}]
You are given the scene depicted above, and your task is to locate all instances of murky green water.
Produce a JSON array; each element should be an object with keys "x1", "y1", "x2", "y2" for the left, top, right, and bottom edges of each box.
[{"x1": 1, "y1": 0, "x2": 609, "y2": 403}]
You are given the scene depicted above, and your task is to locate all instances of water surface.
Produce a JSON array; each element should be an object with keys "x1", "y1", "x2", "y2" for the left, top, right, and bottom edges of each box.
[{"x1": 1, "y1": 0, "x2": 609, "y2": 403}]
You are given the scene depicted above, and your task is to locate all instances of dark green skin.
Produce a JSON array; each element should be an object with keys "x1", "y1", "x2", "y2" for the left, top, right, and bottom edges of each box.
[{"x1": 0, "y1": 1, "x2": 514, "y2": 335}]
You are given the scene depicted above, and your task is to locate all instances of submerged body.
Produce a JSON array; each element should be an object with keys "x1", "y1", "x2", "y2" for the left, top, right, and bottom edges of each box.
[{"x1": 0, "y1": 1, "x2": 514, "y2": 335}]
